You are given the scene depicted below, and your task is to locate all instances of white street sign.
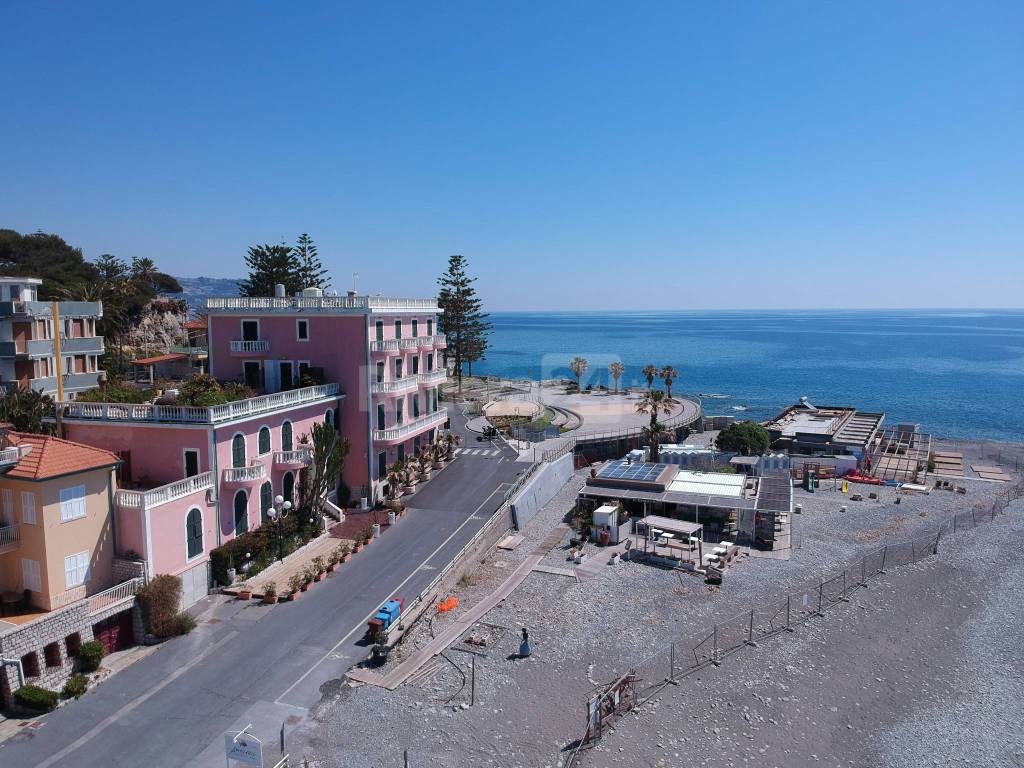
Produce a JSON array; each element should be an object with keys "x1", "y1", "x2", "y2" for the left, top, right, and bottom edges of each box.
[{"x1": 225, "y1": 731, "x2": 263, "y2": 767}]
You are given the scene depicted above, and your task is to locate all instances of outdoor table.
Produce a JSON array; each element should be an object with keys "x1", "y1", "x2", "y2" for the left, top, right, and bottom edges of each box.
[{"x1": 0, "y1": 591, "x2": 21, "y2": 616}]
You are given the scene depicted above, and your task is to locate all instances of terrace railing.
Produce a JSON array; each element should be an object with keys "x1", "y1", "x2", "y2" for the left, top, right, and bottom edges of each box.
[
  {"x1": 372, "y1": 408, "x2": 448, "y2": 442},
  {"x1": 87, "y1": 577, "x2": 144, "y2": 615},
  {"x1": 273, "y1": 449, "x2": 312, "y2": 466},
  {"x1": 58, "y1": 383, "x2": 341, "y2": 425},
  {"x1": 116, "y1": 472, "x2": 215, "y2": 510},
  {"x1": 223, "y1": 463, "x2": 268, "y2": 483},
  {"x1": 418, "y1": 369, "x2": 446, "y2": 385},
  {"x1": 371, "y1": 375, "x2": 420, "y2": 394},
  {"x1": 0, "y1": 446, "x2": 22, "y2": 466},
  {"x1": 206, "y1": 296, "x2": 439, "y2": 312},
  {"x1": 0, "y1": 523, "x2": 20, "y2": 552},
  {"x1": 230, "y1": 339, "x2": 270, "y2": 353}
]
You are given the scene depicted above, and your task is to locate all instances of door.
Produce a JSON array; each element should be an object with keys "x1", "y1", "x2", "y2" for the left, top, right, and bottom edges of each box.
[
  {"x1": 243, "y1": 361, "x2": 262, "y2": 389},
  {"x1": 279, "y1": 361, "x2": 293, "y2": 390},
  {"x1": 241, "y1": 320, "x2": 259, "y2": 342},
  {"x1": 232, "y1": 434, "x2": 246, "y2": 468},
  {"x1": 184, "y1": 449, "x2": 200, "y2": 478},
  {"x1": 117, "y1": 451, "x2": 132, "y2": 485},
  {"x1": 233, "y1": 490, "x2": 249, "y2": 535},
  {"x1": 282, "y1": 472, "x2": 295, "y2": 504},
  {"x1": 92, "y1": 610, "x2": 135, "y2": 655},
  {"x1": 180, "y1": 561, "x2": 210, "y2": 608}
]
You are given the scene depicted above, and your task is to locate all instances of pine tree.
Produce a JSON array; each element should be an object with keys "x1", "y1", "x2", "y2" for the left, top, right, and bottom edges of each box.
[
  {"x1": 239, "y1": 244, "x2": 301, "y2": 297},
  {"x1": 437, "y1": 255, "x2": 491, "y2": 393},
  {"x1": 294, "y1": 233, "x2": 329, "y2": 290}
]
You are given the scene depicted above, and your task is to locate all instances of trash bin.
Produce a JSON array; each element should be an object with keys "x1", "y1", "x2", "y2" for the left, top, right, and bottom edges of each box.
[{"x1": 598, "y1": 529, "x2": 611, "y2": 546}]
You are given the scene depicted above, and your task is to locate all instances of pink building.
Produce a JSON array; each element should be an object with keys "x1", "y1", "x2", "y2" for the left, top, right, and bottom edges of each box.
[
  {"x1": 58, "y1": 384, "x2": 342, "y2": 606},
  {"x1": 204, "y1": 289, "x2": 448, "y2": 502}
]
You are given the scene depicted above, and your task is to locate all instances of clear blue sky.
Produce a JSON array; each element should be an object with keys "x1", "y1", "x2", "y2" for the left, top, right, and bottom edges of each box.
[{"x1": 2, "y1": 2, "x2": 1021, "y2": 310}]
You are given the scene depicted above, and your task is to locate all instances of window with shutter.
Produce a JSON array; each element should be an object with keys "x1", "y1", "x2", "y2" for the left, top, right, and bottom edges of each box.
[
  {"x1": 258, "y1": 426, "x2": 271, "y2": 454},
  {"x1": 1, "y1": 488, "x2": 12, "y2": 524},
  {"x1": 60, "y1": 485, "x2": 87, "y2": 522},
  {"x1": 21, "y1": 492, "x2": 37, "y2": 525},
  {"x1": 22, "y1": 558, "x2": 42, "y2": 592},
  {"x1": 282, "y1": 421, "x2": 293, "y2": 452},
  {"x1": 186, "y1": 508, "x2": 203, "y2": 559},
  {"x1": 65, "y1": 551, "x2": 90, "y2": 588}
]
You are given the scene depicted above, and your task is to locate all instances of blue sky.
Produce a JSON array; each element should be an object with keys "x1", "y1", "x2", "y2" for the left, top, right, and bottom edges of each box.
[{"x1": 2, "y1": 2, "x2": 1021, "y2": 310}]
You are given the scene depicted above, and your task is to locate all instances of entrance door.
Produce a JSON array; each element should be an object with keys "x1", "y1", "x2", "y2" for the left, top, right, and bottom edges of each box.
[
  {"x1": 243, "y1": 361, "x2": 262, "y2": 389},
  {"x1": 280, "y1": 361, "x2": 294, "y2": 390},
  {"x1": 184, "y1": 449, "x2": 200, "y2": 478},
  {"x1": 241, "y1": 320, "x2": 259, "y2": 342},
  {"x1": 92, "y1": 610, "x2": 135, "y2": 655}
]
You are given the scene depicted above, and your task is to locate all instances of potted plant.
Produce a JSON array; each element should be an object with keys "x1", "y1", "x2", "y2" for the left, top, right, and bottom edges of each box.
[
  {"x1": 432, "y1": 438, "x2": 446, "y2": 469},
  {"x1": 312, "y1": 556, "x2": 327, "y2": 581},
  {"x1": 401, "y1": 461, "x2": 418, "y2": 494},
  {"x1": 339, "y1": 542, "x2": 352, "y2": 562},
  {"x1": 362, "y1": 523, "x2": 375, "y2": 545},
  {"x1": 352, "y1": 538, "x2": 363, "y2": 554},
  {"x1": 327, "y1": 547, "x2": 341, "y2": 573},
  {"x1": 288, "y1": 574, "x2": 304, "y2": 600},
  {"x1": 236, "y1": 583, "x2": 252, "y2": 600},
  {"x1": 262, "y1": 581, "x2": 278, "y2": 604},
  {"x1": 417, "y1": 446, "x2": 433, "y2": 481}
]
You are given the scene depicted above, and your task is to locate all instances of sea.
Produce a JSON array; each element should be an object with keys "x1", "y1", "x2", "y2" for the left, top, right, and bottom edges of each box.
[{"x1": 472, "y1": 310, "x2": 1024, "y2": 443}]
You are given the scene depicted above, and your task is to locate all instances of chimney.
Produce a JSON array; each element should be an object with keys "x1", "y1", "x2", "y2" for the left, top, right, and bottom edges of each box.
[{"x1": 274, "y1": 284, "x2": 286, "y2": 298}]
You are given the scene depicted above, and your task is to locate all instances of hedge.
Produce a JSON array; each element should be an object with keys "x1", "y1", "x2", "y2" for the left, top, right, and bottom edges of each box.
[
  {"x1": 79, "y1": 640, "x2": 105, "y2": 673},
  {"x1": 137, "y1": 574, "x2": 196, "y2": 638},
  {"x1": 210, "y1": 508, "x2": 318, "y2": 586},
  {"x1": 15, "y1": 684, "x2": 59, "y2": 713}
]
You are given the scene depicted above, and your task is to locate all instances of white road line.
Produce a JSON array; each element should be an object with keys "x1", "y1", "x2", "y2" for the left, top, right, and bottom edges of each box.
[
  {"x1": 34, "y1": 629, "x2": 241, "y2": 768},
  {"x1": 274, "y1": 484, "x2": 510, "y2": 706}
]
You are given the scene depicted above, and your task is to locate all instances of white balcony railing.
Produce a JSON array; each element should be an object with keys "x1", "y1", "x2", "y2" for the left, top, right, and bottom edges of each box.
[
  {"x1": 230, "y1": 340, "x2": 270, "y2": 354},
  {"x1": 371, "y1": 375, "x2": 419, "y2": 395},
  {"x1": 87, "y1": 577, "x2": 144, "y2": 615},
  {"x1": 50, "y1": 584, "x2": 87, "y2": 610},
  {"x1": 222, "y1": 463, "x2": 267, "y2": 483},
  {"x1": 116, "y1": 472, "x2": 215, "y2": 511},
  {"x1": 273, "y1": 449, "x2": 311, "y2": 466},
  {"x1": 59, "y1": 383, "x2": 342, "y2": 425},
  {"x1": 419, "y1": 334, "x2": 447, "y2": 348},
  {"x1": 0, "y1": 446, "x2": 21, "y2": 466},
  {"x1": 418, "y1": 369, "x2": 446, "y2": 385},
  {"x1": 0, "y1": 523, "x2": 20, "y2": 551},
  {"x1": 370, "y1": 337, "x2": 421, "y2": 353},
  {"x1": 206, "y1": 296, "x2": 440, "y2": 313},
  {"x1": 373, "y1": 407, "x2": 448, "y2": 442}
]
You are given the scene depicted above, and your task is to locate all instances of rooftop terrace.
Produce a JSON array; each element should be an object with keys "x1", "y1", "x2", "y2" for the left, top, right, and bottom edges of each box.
[{"x1": 205, "y1": 295, "x2": 440, "y2": 313}]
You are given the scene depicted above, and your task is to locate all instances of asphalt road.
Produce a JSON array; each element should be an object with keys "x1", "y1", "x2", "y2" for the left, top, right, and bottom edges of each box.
[{"x1": 0, "y1": 408, "x2": 525, "y2": 768}]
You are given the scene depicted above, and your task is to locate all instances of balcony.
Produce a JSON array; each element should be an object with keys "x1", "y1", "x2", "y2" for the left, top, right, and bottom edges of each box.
[
  {"x1": 418, "y1": 369, "x2": 446, "y2": 386},
  {"x1": 0, "y1": 523, "x2": 20, "y2": 553},
  {"x1": 0, "y1": 446, "x2": 21, "y2": 467},
  {"x1": 371, "y1": 375, "x2": 419, "y2": 395},
  {"x1": 433, "y1": 334, "x2": 447, "y2": 349},
  {"x1": 369, "y1": 337, "x2": 420, "y2": 353},
  {"x1": 419, "y1": 334, "x2": 447, "y2": 349},
  {"x1": 116, "y1": 471, "x2": 215, "y2": 511},
  {"x1": 87, "y1": 577, "x2": 144, "y2": 615},
  {"x1": 205, "y1": 296, "x2": 440, "y2": 313},
  {"x1": 59, "y1": 383, "x2": 343, "y2": 425},
  {"x1": 230, "y1": 339, "x2": 270, "y2": 355},
  {"x1": 169, "y1": 344, "x2": 208, "y2": 357},
  {"x1": 0, "y1": 300, "x2": 103, "y2": 319},
  {"x1": 372, "y1": 407, "x2": 448, "y2": 443},
  {"x1": 61, "y1": 336, "x2": 105, "y2": 355},
  {"x1": 222, "y1": 462, "x2": 267, "y2": 485},
  {"x1": 273, "y1": 449, "x2": 312, "y2": 468}
]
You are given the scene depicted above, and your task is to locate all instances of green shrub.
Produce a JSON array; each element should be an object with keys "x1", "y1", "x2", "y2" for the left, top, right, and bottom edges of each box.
[
  {"x1": 174, "y1": 612, "x2": 198, "y2": 635},
  {"x1": 15, "y1": 684, "x2": 59, "y2": 713},
  {"x1": 75, "y1": 381, "x2": 154, "y2": 403},
  {"x1": 137, "y1": 574, "x2": 194, "y2": 638},
  {"x1": 62, "y1": 674, "x2": 89, "y2": 699},
  {"x1": 209, "y1": 510, "x2": 316, "y2": 586},
  {"x1": 79, "y1": 640, "x2": 106, "y2": 673}
]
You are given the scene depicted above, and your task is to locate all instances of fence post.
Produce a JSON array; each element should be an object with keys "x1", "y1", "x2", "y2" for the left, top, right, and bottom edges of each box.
[
  {"x1": 933, "y1": 527, "x2": 941, "y2": 555},
  {"x1": 953, "y1": 514, "x2": 957, "y2": 533},
  {"x1": 860, "y1": 555, "x2": 867, "y2": 587},
  {"x1": 911, "y1": 539, "x2": 916, "y2": 562},
  {"x1": 840, "y1": 571, "x2": 850, "y2": 602},
  {"x1": 785, "y1": 595, "x2": 794, "y2": 632},
  {"x1": 669, "y1": 642, "x2": 677, "y2": 683},
  {"x1": 816, "y1": 580, "x2": 824, "y2": 615},
  {"x1": 712, "y1": 625, "x2": 720, "y2": 666},
  {"x1": 745, "y1": 609, "x2": 757, "y2": 647}
]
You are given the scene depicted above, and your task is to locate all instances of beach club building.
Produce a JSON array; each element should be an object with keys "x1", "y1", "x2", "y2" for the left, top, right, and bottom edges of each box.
[
  {"x1": 203, "y1": 287, "x2": 447, "y2": 502},
  {"x1": 57, "y1": 385, "x2": 341, "y2": 606}
]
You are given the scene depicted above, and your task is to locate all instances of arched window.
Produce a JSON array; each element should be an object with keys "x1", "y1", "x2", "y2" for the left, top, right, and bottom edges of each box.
[
  {"x1": 281, "y1": 421, "x2": 293, "y2": 452},
  {"x1": 282, "y1": 472, "x2": 295, "y2": 504},
  {"x1": 233, "y1": 490, "x2": 248, "y2": 535},
  {"x1": 260, "y1": 481, "x2": 273, "y2": 524},
  {"x1": 324, "y1": 409, "x2": 333, "y2": 428},
  {"x1": 333, "y1": 407, "x2": 340, "y2": 429},
  {"x1": 258, "y1": 426, "x2": 271, "y2": 455},
  {"x1": 186, "y1": 508, "x2": 203, "y2": 559},
  {"x1": 232, "y1": 434, "x2": 246, "y2": 468}
]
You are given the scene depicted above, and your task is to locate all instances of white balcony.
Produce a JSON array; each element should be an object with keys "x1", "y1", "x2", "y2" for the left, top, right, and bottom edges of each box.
[
  {"x1": 418, "y1": 369, "x2": 446, "y2": 386},
  {"x1": 116, "y1": 472, "x2": 215, "y2": 511},
  {"x1": 87, "y1": 577, "x2": 144, "y2": 615},
  {"x1": 59, "y1": 383, "x2": 342, "y2": 425},
  {"x1": 0, "y1": 523, "x2": 20, "y2": 553},
  {"x1": 273, "y1": 450, "x2": 311, "y2": 468},
  {"x1": 230, "y1": 339, "x2": 270, "y2": 354},
  {"x1": 370, "y1": 337, "x2": 420, "y2": 353},
  {"x1": 371, "y1": 375, "x2": 419, "y2": 395},
  {"x1": 0, "y1": 446, "x2": 22, "y2": 467},
  {"x1": 419, "y1": 334, "x2": 447, "y2": 348},
  {"x1": 372, "y1": 408, "x2": 448, "y2": 443},
  {"x1": 222, "y1": 463, "x2": 267, "y2": 484},
  {"x1": 433, "y1": 334, "x2": 447, "y2": 349},
  {"x1": 205, "y1": 295, "x2": 440, "y2": 313}
]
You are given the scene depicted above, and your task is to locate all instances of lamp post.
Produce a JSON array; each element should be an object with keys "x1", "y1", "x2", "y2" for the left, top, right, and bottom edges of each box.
[{"x1": 266, "y1": 495, "x2": 292, "y2": 563}]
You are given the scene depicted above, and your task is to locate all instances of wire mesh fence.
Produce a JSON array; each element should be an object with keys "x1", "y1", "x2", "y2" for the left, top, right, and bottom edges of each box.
[{"x1": 562, "y1": 482, "x2": 1024, "y2": 768}]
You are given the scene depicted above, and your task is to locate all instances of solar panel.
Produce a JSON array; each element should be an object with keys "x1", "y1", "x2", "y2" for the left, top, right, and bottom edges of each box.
[{"x1": 597, "y1": 460, "x2": 667, "y2": 482}]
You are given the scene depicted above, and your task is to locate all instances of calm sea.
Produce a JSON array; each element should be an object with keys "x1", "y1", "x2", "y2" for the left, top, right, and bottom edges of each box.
[{"x1": 472, "y1": 310, "x2": 1024, "y2": 442}]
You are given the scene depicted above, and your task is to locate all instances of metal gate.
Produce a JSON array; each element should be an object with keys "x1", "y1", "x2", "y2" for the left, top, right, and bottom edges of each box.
[{"x1": 179, "y1": 560, "x2": 210, "y2": 609}]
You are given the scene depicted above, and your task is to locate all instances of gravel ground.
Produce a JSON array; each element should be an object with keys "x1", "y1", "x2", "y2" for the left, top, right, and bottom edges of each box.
[{"x1": 291, "y1": 441, "x2": 1023, "y2": 767}]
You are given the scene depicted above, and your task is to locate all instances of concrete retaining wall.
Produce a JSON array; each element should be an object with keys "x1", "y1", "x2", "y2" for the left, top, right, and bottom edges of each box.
[{"x1": 510, "y1": 452, "x2": 575, "y2": 530}]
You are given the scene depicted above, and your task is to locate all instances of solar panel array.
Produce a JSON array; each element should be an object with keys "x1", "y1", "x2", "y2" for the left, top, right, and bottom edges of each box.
[{"x1": 597, "y1": 460, "x2": 668, "y2": 482}]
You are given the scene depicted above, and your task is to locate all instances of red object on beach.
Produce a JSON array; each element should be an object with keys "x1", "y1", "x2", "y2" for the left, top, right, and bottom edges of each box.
[{"x1": 845, "y1": 470, "x2": 885, "y2": 486}]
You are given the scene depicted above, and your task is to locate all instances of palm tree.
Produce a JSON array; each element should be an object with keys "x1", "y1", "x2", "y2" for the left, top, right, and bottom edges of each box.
[
  {"x1": 130, "y1": 257, "x2": 159, "y2": 286},
  {"x1": 608, "y1": 362, "x2": 625, "y2": 394},
  {"x1": 636, "y1": 389, "x2": 678, "y2": 462},
  {"x1": 661, "y1": 366, "x2": 678, "y2": 398},
  {"x1": 569, "y1": 356, "x2": 589, "y2": 391},
  {"x1": 642, "y1": 365, "x2": 660, "y2": 392}
]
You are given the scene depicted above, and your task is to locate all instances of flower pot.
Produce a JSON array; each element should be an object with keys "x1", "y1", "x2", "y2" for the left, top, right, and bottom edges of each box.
[
  {"x1": 288, "y1": 591, "x2": 299, "y2": 601},
  {"x1": 264, "y1": 595, "x2": 279, "y2": 605},
  {"x1": 341, "y1": 553, "x2": 352, "y2": 562},
  {"x1": 329, "y1": 562, "x2": 339, "y2": 573},
  {"x1": 315, "y1": 572, "x2": 326, "y2": 582},
  {"x1": 237, "y1": 590, "x2": 252, "y2": 600},
  {"x1": 432, "y1": 461, "x2": 444, "y2": 470},
  {"x1": 301, "y1": 582, "x2": 311, "y2": 592},
  {"x1": 353, "y1": 543, "x2": 363, "y2": 553}
]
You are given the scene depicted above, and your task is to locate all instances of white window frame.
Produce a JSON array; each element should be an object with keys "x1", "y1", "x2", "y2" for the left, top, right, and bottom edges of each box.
[
  {"x1": 1, "y1": 488, "x2": 12, "y2": 524},
  {"x1": 60, "y1": 485, "x2": 87, "y2": 522},
  {"x1": 240, "y1": 318, "x2": 261, "y2": 341},
  {"x1": 21, "y1": 491, "x2": 37, "y2": 525},
  {"x1": 185, "y1": 506, "x2": 204, "y2": 562},
  {"x1": 64, "y1": 550, "x2": 90, "y2": 589},
  {"x1": 296, "y1": 319, "x2": 309, "y2": 342},
  {"x1": 22, "y1": 558, "x2": 42, "y2": 593},
  {"x1": 183, "y1": 448, "x2": 201, "y2": 478}
]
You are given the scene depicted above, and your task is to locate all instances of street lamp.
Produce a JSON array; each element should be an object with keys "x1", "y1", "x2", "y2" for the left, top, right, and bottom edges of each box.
[{"x1": 266, "y1": 494, "x2": 292, "y2": 563}]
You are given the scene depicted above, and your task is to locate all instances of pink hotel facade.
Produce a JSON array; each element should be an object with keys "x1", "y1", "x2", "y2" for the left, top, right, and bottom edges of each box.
[{"x1": 54, "y1": 290, "x2": 446, "y2": 606}]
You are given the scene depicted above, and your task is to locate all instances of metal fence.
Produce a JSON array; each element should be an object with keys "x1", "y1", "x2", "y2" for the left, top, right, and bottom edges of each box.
[{"x1": 564, "y1": 483, "x2": 1024, "y2": 767}]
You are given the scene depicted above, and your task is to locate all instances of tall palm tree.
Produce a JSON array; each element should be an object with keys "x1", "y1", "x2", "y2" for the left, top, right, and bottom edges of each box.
[
  {"x1": 636, "y1": 389, "x2": 678, "y2": 462},
  {"x1": 569, "y1": 356, "x2": 588, "y2": 391},
  {"x1": 661, "y1": 366, "x2": 678, "y2": 398},
  {"x1": 608, "y1": 362, "x2": 625, "y2": 394},
  {"x1": 642, "y1": 364, "x2": 660, "y2": 392},
  {"x1": 642, "y1": 421, "x2": 671, "y2": 463}
]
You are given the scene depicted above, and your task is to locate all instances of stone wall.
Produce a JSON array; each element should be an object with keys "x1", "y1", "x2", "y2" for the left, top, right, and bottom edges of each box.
[{"x1": 112, "y1": 557, "x2": 147, "y2": 584}]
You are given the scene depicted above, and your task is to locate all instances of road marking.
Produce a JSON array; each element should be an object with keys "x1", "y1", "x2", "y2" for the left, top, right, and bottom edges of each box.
[
  {"x1": 275, "y1": 484, "x2": 510, "y2": 706},
  {"x1": 34, "y1": 629, "x2": 240, "y2": 768}
]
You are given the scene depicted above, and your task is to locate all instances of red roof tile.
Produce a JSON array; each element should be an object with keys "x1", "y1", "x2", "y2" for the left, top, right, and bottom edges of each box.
[
  {"x1": 183, "y1": 319, "x2": 207, "y2": 330},
  {"x1": 3, "y1": 432, "x2": 120, "y2": 481}
]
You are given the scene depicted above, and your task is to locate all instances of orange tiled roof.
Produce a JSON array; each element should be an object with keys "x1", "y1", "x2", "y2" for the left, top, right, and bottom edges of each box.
[
  {"x1": 3, "y1": 432, "x2": 120, "y2": 481},
  {"x1": 183, "y1": 319, "x2": 207, "y2": 330}
]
